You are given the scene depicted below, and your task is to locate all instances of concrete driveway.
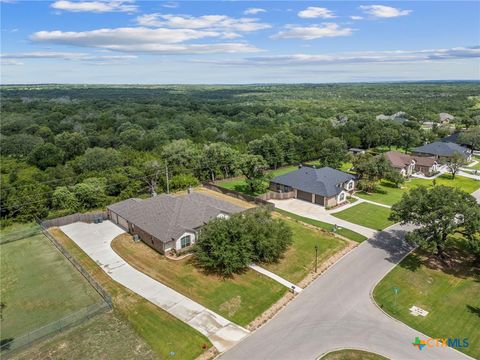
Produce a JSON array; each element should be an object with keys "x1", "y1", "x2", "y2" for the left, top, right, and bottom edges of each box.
[
  {"x1": 221, "y1": 224, "x2": 469, "y2": 360},
  {"x1": 271, "y1": 198, "x2": 377, "y2": 238},
  {"x1": 60, "y1": 221, "x2": 249, "y2": 352}
]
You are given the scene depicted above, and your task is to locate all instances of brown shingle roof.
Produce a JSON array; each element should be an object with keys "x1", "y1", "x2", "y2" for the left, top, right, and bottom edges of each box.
[
  {"x1": 384, "y1": 151, "x2": 436, "y2": 169},
  {"x1": 107, "y1": 192, "x2": 244, "y2": 243}
]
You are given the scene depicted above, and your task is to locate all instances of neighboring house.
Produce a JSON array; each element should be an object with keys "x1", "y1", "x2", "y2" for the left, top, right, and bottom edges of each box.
[
  {"x1": 107, "y1": 192, "x2": 244, "y2": 254},
  {"x1": 269, "y1": 166, "x2": 355, "y2": 207},
  {"x1": 439, "y1": 113, "x2": 455, "y2": 124},
  {"x1": 441, "y1": 132, "x2": 477, "y2": 151},
  {"x1": 412, "y1": 141, "x2": 471, "y2": 163},
  {"x1": 376, "y1": 111, "x2": 407, "y2": 124},
  {"x1": 384, "y1": 151, "x2": 438, "y2": 177}
]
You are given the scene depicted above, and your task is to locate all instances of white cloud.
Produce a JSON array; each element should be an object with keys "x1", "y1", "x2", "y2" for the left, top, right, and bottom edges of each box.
[
  {"x1": 298, "y1": 7, "x2": 335, "y2": 19},
  {"x1": 206, "y1": 47, "x2": 480, "y2": 66},
  {"x1": 0, "y1": 59, "x2": 23, "y2": 65},
  {"x1": 51, "y1": 0, "x2": 137, "y2": 13},
  {"x1": 360, "y1": 5, "x2": 412, "y2": 18},
  {"x1": 244, "y1": 8, "x2": 265, "y2": 15},
  {"x1": 136, "y1": 13, "x2": 271, "y2": 33},
  {"x1": 272, "y1": 23, "x2": 353, "y2": 40},
  {"x1": 162, "y1": 2, "x2": 178, "y2": 8},
  {"x1": 2, "y1": 51, "x2": 137, "y2": 60},
  {"x1": 350, "y1": 16, "x2": 363, "y2": 20},
  {"x1": 30, "y1": 27, "x2": 261, "y2": 54}
]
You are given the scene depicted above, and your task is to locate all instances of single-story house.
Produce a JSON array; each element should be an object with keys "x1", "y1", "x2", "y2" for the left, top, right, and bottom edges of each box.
[
  {"x1": 269, "y1": 166, "x2": 356, "y2": 207},
  {"x1": 441, "y1": 132, "x2": 477, "y2": 151},
  {"x1": 107, "y1": 192, "x2": 244, "y2": 254},
  {"x1": 439, "y1": 113, "x2": 455, "y2": 124},
  {"x1": 412, "y1": 141, "x2": 471, "y2": 163},
  {"x1": 384, "y1": 151, "x2": 438, "y2": 177}
]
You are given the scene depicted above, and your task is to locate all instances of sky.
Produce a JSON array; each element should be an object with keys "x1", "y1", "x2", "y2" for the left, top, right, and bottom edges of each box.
[{"x1": 1, "y1": 0, "x2": 479, "y2": 84}]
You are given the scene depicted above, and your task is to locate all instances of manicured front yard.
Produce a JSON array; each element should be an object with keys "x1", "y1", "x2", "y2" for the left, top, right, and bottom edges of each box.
[
  {"x1": 373, "y1": 239, "x2": 480, "y2": 359},
  {"x1": 332, "y1": 203, "x2": 394, "y2": 230},
  {"x1": 265, "y1": 216, "x2": 348, "y2": 284},
  {"x1": 321, "y1": 349, "x2": 388, "y2": 360},
  {"x1": 275, "y1": 208, "x2": 367, "y2": 243},
  {"x1": 111, "y1": 233, "x2": 287, "y2": 326},
  {"x1": 50, "y1": 228, "x2": 210, "y2": 360},
  {"x1": 0, "y1": 226, "x2": 102, "y2": 340},
  {"x1": 356, "y1": 174, "x2": 480, "y2": 206}
]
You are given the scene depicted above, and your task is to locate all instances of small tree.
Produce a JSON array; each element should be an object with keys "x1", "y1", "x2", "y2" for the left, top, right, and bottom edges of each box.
[
  {"x1": 446, "y1": 151, "x2": 466, "y2": 179},
  {"x1": 459, "y1": 127, "x2": 480, "y2": 154},
  {"x1": 52, "y1": 186, "x2": 79, "y2": 211},
  {"x1": 390, "y1": 185, "x2": 480, "y2": 257}
]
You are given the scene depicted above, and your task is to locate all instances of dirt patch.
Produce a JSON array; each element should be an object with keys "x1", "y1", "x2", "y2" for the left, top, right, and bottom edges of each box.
[{"x1": 219, "y1": 295, "x2": 242, "y2": 317}]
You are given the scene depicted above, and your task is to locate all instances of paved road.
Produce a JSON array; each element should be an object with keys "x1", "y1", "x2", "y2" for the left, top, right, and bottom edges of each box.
[
  {"x1": 270, "y1": 199, "x2": 377, "y2": 238},
  {"x1": 60, "y1": 221, "x2": 249, "y2": 352},
  {"x1": 221, "y1": 224, "x2": 469, "y2": 360}
]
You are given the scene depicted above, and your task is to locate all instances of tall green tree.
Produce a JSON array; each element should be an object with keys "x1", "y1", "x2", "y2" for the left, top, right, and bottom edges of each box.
[
  {"x1": 28, "y1": 143, "x2": 64, "y2": 170},
  {"x1": 389, "y1": 186, "x2": 480, "y2": 257},
  {"x1": 237, "y1": 154, "x2": 269, "y2": 194},
  {"x1": 318, "y1": 137, "x2": 348, "y2": 169},
  {"x1": 459, "y1": 127, "x2": 480, "y2": 153},
  {"x1": 446, "y1": 152, "x2": 467, "y2": 179},
  {"x1": 55, "y1": 132, "x2": 88, "y2": 160}
]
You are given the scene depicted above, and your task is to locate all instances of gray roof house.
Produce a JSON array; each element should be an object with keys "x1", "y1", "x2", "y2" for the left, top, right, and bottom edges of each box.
[
  {"x1": 269, "y1": 166, "x2": 356, "y2": 207},
  {"x1": 412, "y1": 141, "x2": 471, "y2": 161},
  {"x1": 107, "y1": 192, "x2": 244, "y2": 254}
]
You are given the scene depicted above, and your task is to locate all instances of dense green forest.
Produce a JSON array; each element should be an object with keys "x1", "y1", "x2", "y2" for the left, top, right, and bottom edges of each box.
[{"x1": 1, "y1": 83, "x2": 479, "y2": 223}]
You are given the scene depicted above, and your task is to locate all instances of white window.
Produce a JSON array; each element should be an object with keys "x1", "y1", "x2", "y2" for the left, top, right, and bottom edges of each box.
[
  {"x1": 180, "y1": 235, "x2": 191, "y2": 249},
  {"x1": 339, "y1": 192, "x2": 345, "y2": 202},
  {"x1": 346, "y1": 180, "x2": 354, "y2": 190}
]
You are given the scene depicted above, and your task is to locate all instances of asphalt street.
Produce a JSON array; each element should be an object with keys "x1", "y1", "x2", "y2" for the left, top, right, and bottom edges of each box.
[{"x1": 220, "y1": 224, "x2": 470, "y2": 360}]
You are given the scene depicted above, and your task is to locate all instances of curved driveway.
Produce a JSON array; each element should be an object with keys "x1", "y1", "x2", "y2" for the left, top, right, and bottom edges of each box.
[{"x1": 221, "y1": 224, "x2": 470, "y2": 360}]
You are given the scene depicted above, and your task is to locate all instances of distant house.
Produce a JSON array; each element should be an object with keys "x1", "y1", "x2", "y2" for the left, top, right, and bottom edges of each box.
[
  {"x1": 269, "y1": 166, "x2": 355, "y2": 207},
  {"x1": 107, "y1": 192, "x2": 244, "y2": 254},
  {"x1": 349, "y1": 148, "x2": 366, "y2": 155},
  {"x1": 384, "y1": 151, "x2": 438, "y2": 177},
  {"x1": 412, "y1": 141, "x2": 471, "y2": 163},
  {"x1": 439, "y1": 113, "x2": 455, "y2": 124},
  {"x1": 376, "y1": 111, "x2": 407, "y2": 124},
  {"x1": 441, "y1": 132, "x2": 476, "y2": 150}
]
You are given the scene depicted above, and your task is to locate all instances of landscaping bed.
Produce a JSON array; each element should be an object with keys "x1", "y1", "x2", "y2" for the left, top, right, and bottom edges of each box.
[
  {"x1": 373, "y1": 238, "x2": 480, "y2": 359},
  {"x1": 320, "y1": 349, "x2": 388, "y2": 360}
]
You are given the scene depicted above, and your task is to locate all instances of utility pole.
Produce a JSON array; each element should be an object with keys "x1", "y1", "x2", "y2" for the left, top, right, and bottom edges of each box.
[
  {"x1": 165, "y1": 163, "x2": 170, "y2": 194},
  {"x1": 315, "y1": 245, "x2": 318, "y2": 272}
]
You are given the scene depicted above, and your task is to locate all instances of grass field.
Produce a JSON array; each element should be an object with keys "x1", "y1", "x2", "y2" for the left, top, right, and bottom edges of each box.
[
  {"x1": 332, "y1": 203, "x2": 394, "y2": 230},
  {"x1": 274, "y1": 209, "x2": 367, "y2": 243},
  {"x1": 112, "y1": 234, "x2": 287, "y2": 326},
  {"x1": 12, "y1": 312, "x2": 155, "y2": 360},
  {"x1": 50, "y1": 228, "x2": 210, "y2": 360},
  {"x1": 264, "y1": 216, "x2": 348, "y2": 283},
  {"x1": 356, "y1": 174, "x2": 480, "y2": 206},
  {"x1": 373, "y1": 239, "x2": 480, "y2": 359},
  {"x1": 219, "y1": 165, "x2": 297, "y2": 195},
  {"x1": 0, "y1": 226, "x2": 102, "y2": 340},
  {"x1": 320, "y1": 349, "x2": 389, "y2": 360}
]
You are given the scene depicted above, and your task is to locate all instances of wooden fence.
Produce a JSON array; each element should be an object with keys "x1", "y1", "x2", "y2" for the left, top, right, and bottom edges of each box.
[{"x1": 41, "y1": 211, "x2": 108, "y2": 228}]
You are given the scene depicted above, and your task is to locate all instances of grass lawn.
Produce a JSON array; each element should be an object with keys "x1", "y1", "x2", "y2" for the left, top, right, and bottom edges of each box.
[
  {"x1": 321, "y1": 349, "x2": 389, "y2": 360},
  {"x1": 373, "y1": 239, "x2": 480, "y2": 359},
  {"x1": 264, "y1": 216, "x2": 348, "y2": 284},
  {"x1": 12, "y1": 312, "x2": 155, "y2": 360},
  {"x1": 0, "y1": 226, "x2": 102, "y2": 340},
  {"x1": 356, "y1": 174, "x2": 480, "y2": 206},
  {"x1": 274, "y1": 208, "x2": 367, "y2": 243},
  {"x1": 218, "y1": 165, "x2": 298, "y2": 195},
  {"x1": 111, "y1": 234, "x2": 287, "y2": 326},
  {"x1": 50, "y1": 228, "x2": 210, "y2": 360},
  {"x1": 468, "y1": 157, "x2": 480, "y2": 170},
  {"x1": 332, "y1": 203, "x2": 394, "y2": 231}
]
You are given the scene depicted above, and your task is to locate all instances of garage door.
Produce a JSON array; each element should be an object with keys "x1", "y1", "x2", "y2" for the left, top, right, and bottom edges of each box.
[
  {"x1": 116, "y1": 215, "x2": 129, "y2": 230},
  {"x1": 314, "y1": 194, "x2": 324, "y2": 205},
  {"x1": 296, "y1": 190, "x2": 312, "y2": 202}
]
